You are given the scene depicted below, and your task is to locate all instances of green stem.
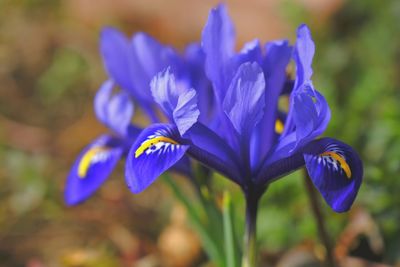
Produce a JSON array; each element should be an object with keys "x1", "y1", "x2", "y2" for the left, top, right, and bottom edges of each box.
[
  {"x1": 242, "y1": 189, "x2": 261, "y2": 267},
  {"x1": 303, "y1": 169, "x2": 336, "y2": 267}
]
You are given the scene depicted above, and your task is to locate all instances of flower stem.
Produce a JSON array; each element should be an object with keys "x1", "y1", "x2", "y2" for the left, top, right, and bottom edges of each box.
[
  {"x1": 303, "y1": 169, "x2": 336, "y2": 267},
  {"x1": 242, "y1": 189, "x2": 261, "y2": 267}
]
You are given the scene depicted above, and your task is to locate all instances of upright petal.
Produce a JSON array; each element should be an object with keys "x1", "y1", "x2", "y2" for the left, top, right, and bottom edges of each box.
[
  {"x1": 173, "y1": 88, "x2": 200, "y2": 136},
  {"x1": 64, "y1": 135, "x2": 124, "y2": 206},
  {"x1": 257, "y1": 40, "x2": 292, "y2": 159},
  {"x1": 130, "y1": 33, "x2": 182, "y2": 101},
  {"x1": 202, "y1": 4, "x2": 235, "y2": 101},
  {"x1": 150, "y1": 68, "x2": 178, "y2": 119},
  {"x1": 223, "y1": 62, "x2": 265, "y2": 136},
  {"x1": 100, "y1": 27, "x2": 134, "y2": 93},
  {"x1": 293, "y1": 24, "x2": 315, "y2": 88},
  {"x1": 303, "y1": 138, "x2": 363, "y2": 212},
  {"x1": 125, "y1": 124, "x2": 189, "y2": 193},
  {"x1": 151, "y1": 69, "x2": 199, "y2": 136}
]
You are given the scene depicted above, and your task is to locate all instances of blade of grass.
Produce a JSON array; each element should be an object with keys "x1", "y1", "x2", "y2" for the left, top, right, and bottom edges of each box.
[{"x1": 223, "y1": 191, "x2": 240, "y2": 267}]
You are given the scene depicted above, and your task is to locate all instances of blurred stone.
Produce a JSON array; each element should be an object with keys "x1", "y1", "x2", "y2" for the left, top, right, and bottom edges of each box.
[{"x1": 158, "y1": 205, "x2": 202, "y2": 267}]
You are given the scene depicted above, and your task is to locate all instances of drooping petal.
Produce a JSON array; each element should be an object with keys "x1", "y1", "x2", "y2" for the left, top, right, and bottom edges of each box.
[
  {"x1": 64, "y1": 135, "x2": 124, "y2": 206},
  {"x1": 94, "y1": 80, "x2": 134, "y2": 136},
  {"x1": 100, "y1": 27, "x2": 134, "y2": 93},
  {"x1": 293, "y1": 24, "x2": 315, "y2": 89},
  {"x1": 223, "y1": 62, "x2": 265, "y2": 136},
  {"x1": 151, "y1": 69, "x2": 199, "y2": 136},
  {"x1": 303, "y1": 138, "x2": 363, "y2": 212},
  {"x1": 202, "y1": 4, "x2": 235, "y2": 101},
  {"x1": 185, "y1": 122, "x2": 242, "y2": 182},
  {"x1": 125, "y1": 124, "x2": 189, "y2": 193}
]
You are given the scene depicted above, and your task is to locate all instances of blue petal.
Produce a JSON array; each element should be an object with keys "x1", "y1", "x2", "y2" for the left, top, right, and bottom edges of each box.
[
  {"x1": 257, "y1": 40, "x2": 292, "y2": 159},
  {"x1": 184, "y1": 43, "x2": 215, "y2": 123},
  {"x1": 94, "y1": 80, "x2": 113, "y2": 124},
  {"x1": 223, "y1": 62, "x2": 265, "y2": 136},
  {"x1": 125, "y1": 124, "x2": 189, "y2": 193},
  {"x1": 292, "y1": 84, "x2": 331, "y2": 149},
  {"x1": 130, "y1": 33, "x2": 182, "y2": 102},
  {"x1": 303, "y1": 138, "x2": 363, "y2": 212},
  {"x1": 293, "y1": 24, "x2": 315, "y2": 89},
  {"x1": 173, "y1": 88, "x2": 200, "y2": 136},
  {"x1": 202, "y1": 4, "x2": 235, "y2": 101},
  {"x1": 94, "y1": 80, "x2": 134, "y2": 136},
  {"x1": 64, "y1": 135, "x2": 124, "y2": 206},
  {"x1": 107, "y1": 91, "x2": 134, "y2": 136},
  {"x1": 185, "y1": 122, "x2": 242, "y2": 182},
  {"x1": 151, "y1": 69, "x2": 199, "y2": 136},
  {"x1": 100, "y1": 27, "x2": 134, "y2": 93}
]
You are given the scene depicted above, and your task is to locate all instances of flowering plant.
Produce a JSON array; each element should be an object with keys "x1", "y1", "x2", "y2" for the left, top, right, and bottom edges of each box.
[{"x1": 65, "y1": 4, "x2": 363, "y2": 266}]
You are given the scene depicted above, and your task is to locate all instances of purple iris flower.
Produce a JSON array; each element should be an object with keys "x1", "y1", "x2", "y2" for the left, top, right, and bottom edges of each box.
[
  {"x1": 125, "y1": 5, "x2": 363, "y2": 212},
  {"x1": 65, "y1": 28, "x2": 211, "y2": 205}
]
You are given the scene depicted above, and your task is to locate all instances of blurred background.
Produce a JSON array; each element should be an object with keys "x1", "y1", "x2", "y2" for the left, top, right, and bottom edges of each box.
[{"x1": 1, "y1": 0, "x2": 400, "y2": 266}]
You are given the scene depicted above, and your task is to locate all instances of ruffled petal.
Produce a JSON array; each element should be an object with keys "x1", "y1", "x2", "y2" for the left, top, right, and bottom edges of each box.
[
  {"x1": 64, "y1": 135, "x2": 124, "y2": 206},
  {"x1": 94, "y1": 80, "x2": 134, "y2": 136},
  {"x1": 125, "y1": 124, "x2": 189, "y2": 193},
  {"x1": 151, "y1": 69, "x2": 199, "y2": 136},
  {"x1": 303, "y1": 138, "x2": 363, "y2": 212}
]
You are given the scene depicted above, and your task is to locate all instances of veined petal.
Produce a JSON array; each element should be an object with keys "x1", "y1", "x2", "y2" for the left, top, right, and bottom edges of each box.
[
  {"x1": 94, "y1": 80, "x2": 134, "y2": 136},
  {"x1": 151, "y1": 69, "x2": 199, "y2": 136},
  {"x1": 173, "y1": 88, "x2": 200, "y2": 136},
  {"x1": 100, "y1": 27, "x2": 134, "y2": 92},
  {"x1": 223, "y1": 62, "x2": 265, "y2": 136},
  {"x1": 202, "y1": 4, "x2": 235, "y2": 101},
  {"x1": 64, "y1": 135, "x2": 124, "y2": 206},
  {"x1": 293, "y1": 24, "x2": 315, "y2": 88},
  {"x1": 150, "y1": 68, "x2": 178, "y2": 118},
  {"x1": 303, "y1": 138, "x2": 363, "y2": 212},
  {"x1": 125, "y1": 124, "x2": 189, "y2": 193}
]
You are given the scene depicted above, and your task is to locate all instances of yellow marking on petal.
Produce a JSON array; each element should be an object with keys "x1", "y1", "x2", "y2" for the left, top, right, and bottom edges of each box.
[
  {"x1": 275, "y1": 119, "x2": 284, "y2": 134},
  {"x1": 135, "y1": 136, "x2": 178, "y2": 158},
  {"x1": 78, "y1": 147, "x2": 107, "y2": 178},
  {"x1": 320, "y1": 151, "x2": 352, "y2": 179}
]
